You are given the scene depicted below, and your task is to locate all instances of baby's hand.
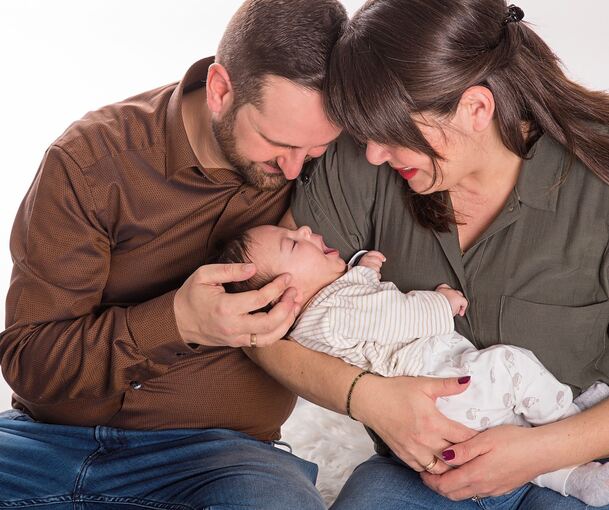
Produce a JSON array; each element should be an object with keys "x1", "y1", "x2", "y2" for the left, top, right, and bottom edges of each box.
[
  {"x1": 358, "y1": 251, "x2": 386, "y2": 277},
  {"x1": 435, "y1": 284, "x2": 468, "y2": 316}
]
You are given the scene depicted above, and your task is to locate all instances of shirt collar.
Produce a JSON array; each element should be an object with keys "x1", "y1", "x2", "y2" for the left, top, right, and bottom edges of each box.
[
  {"x1": 165, "y1": 57, "x2": 215, "y2": 179},
  {"x1": 515, "y1": 134, "x2": 566, "y2": 212}
]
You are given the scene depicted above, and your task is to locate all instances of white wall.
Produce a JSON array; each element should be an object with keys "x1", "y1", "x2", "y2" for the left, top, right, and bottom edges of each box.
[{"x1": 0, "y1": 1, "x2": 607, "y2": 407}]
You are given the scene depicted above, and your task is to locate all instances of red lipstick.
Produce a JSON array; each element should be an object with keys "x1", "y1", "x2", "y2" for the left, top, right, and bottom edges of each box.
[{"x1": 395, "y1": 167, "x2": 418, "y2": 180}]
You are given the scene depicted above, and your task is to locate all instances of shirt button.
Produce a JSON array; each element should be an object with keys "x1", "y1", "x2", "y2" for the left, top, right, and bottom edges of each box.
[
  {"x1": 130, "y1": 381, "x2": 142, "y2": 390},
  {"x1": 301, "y1": 175, "x2": 310, "y2": 184},
  {"x1": 508, "y1": 206, "x2": 515, "y2": 212}
]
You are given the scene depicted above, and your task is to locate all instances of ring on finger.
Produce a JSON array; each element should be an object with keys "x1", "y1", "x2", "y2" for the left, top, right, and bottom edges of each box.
[
  {"x1": 250, "y1": 333, "x2": 257, "y2": 348},
  {"x1": 423, "y1": 457, "x2": 438, "y2": 472}
]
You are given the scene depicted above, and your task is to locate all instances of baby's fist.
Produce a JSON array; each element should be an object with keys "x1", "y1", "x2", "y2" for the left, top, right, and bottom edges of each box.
[
  {"x1": 359, "y1": 251, "x2": 386, "y2": 276},
  {"x1": 435, "y1": 283, "x2": 468, "y2": 316}
]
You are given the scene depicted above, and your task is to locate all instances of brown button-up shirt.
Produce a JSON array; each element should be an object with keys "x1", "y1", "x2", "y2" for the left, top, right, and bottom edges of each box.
[{"x1": 0, "y1": 58, "x2": 296, "y2": 440}]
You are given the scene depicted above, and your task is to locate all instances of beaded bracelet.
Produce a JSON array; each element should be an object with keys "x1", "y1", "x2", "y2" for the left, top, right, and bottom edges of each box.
[{"x1": 346, "y1": 370, "x2": 372, "y2": 420}]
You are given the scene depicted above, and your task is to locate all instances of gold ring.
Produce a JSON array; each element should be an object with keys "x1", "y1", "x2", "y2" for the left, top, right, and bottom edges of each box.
[
  {"x1": 423, "y1": 457, "x2": 438, "y2": 472},
  {"x1": 250, "y1": 333, "x2": 257, "y2": 348}
]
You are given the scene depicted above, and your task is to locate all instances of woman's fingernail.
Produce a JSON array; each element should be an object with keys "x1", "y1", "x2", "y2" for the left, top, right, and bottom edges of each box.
[
  {"x1": 244, "y1": 263, "x2": 255, "y2": 272},
  {"x1": 442, "y1": 449, "x2": 455, "y2": 461},
  {"x1": 458, "y1": 376, "x2": 471, "y2": 384}
]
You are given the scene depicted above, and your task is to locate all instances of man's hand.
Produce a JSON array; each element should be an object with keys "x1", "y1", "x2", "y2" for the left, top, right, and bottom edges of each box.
[
  {"x1": 173, "y1": 262, "x2": 299, "y2": 348},
  {"x1": 351, "y1": 374, "x2": 478, "y2": 473},
  {"x1": 358, "y1": 250, "x2": 386, "y2": 277},
  {"x1": 435, "y1": 284, "x2": 468, "y2": 316}
]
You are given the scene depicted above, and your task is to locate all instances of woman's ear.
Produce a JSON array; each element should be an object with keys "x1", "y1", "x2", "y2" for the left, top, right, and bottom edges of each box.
[
  {"x1": 206, "y1": 63, "x2": 234, "y2": 115},
  {"x1": 458, "y1": 85, "x2": 496, "y2": 133}
]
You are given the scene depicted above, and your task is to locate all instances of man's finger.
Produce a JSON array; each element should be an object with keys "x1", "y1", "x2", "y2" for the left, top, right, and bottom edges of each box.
[
  {"x1": 228, "y1": 273, "x2": 293, "y2": 313},
  {"x1": 252, "y1": 309, "x2": 299, "y2": 347},
  {"x1": 240, "y1": 298, "x2": 299, "y2": 340},
  {"x1": 195, "y1": 262, "x2": 258, "y2": 285}
]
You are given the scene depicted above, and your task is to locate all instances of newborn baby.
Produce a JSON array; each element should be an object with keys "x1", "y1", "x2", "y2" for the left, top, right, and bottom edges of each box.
[{"x1": 216, "y1": 224, "x2": 609, "y2": 507}]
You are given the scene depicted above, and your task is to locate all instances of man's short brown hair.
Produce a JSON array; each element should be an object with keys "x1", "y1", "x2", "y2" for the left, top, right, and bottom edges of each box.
[{"x1": 216, "y1": 0, "x2": 347, "y2": 108}]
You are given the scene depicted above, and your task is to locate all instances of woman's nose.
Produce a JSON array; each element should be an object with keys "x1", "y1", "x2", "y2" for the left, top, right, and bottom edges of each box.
[{"x1": 365, "y1": 141, "x2": 390, "y2": 166}]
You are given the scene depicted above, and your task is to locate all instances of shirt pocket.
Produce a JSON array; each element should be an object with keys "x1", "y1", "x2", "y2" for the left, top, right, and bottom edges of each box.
[{"x1": 499, "y1": 295, "x2": 609, "y2": 390}]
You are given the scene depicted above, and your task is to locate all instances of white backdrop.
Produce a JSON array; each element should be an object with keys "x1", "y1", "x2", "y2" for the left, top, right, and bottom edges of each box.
[{"x1": 0, "y1": 1, "x2": 607, "y2": 407}]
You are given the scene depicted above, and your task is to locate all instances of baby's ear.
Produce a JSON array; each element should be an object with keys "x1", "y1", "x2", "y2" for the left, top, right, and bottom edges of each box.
[{"x1": 275, "y1": 289, "x2": 304, "y2": 306}]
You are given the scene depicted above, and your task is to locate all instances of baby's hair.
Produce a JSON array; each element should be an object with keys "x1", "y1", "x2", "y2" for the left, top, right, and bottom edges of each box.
[{"x1": 215, "y1": 230, "x2": 275, "y2": 296}]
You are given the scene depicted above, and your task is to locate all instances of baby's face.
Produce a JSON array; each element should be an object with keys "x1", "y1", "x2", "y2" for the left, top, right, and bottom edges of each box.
[{"x1": 247, "y1": 225, "x2": 347, "y2": 302}]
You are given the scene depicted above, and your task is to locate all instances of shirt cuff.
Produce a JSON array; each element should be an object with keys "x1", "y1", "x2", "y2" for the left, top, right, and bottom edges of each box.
[
  {"x1": 414, "y1": 290, "x2": 455, "y2": 333},
  {"x1": 127, "y1": 290, "x2": 198, "y2": 364}
]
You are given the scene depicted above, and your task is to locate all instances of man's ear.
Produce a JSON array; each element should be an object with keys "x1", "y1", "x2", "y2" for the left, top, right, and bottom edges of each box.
[
  {"x1": 457, "y1": 85, "x2": 496, "y2": 133},
  {"x1": 206, "y1": 63, "x2": 234, "y2": 115}
]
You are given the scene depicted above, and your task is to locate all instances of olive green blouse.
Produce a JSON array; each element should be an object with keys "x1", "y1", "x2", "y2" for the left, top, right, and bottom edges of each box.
[{"x1": 292, "y1": 133, "x2": 609, "y2": 395}]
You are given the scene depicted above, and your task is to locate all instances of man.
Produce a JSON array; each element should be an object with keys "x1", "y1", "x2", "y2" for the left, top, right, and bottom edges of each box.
[{"x1": 0, "y1": 1, "x2": 345, "y2": 507}]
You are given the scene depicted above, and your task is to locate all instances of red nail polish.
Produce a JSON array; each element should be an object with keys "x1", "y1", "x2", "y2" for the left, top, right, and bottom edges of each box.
[
  {"x1": 442, "y1": 449, "x2": 455, "y2": 461},
  {"x1": 458, "y1": 376, "x2": 471, "y2": 384}
]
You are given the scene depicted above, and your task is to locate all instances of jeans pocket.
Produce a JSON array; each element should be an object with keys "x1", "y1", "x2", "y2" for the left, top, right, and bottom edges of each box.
[{"x1": 0, "y1": 409, "x2": 34, "y2": 421}]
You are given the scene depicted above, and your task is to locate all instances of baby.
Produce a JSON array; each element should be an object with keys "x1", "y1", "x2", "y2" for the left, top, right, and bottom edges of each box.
[{"x1": 217, "y1": 224, "x2": 609, "y2": 507}]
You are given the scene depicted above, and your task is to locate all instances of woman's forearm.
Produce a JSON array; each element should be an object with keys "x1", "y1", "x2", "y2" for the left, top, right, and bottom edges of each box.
[
  {"x1": 533, "y1": 398, "x2": 609, "y2": 472},
  {"x1": 244, "y1": 339, "x2": 363, "y2": 413}
]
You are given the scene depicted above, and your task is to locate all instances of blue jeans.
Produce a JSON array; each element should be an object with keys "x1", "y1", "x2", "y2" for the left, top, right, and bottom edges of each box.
[
  {"x1": 0, "y1": 409, "x2": 324, "y2": 509},
  {"x1": 331, "y1": 454, "x2": 609, "y2": 509}
]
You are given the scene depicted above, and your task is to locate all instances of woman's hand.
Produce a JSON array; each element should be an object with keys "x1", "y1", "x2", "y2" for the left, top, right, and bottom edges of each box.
[
  {"x1": 351, "y1": 374, "x2": 478, "y2": 473},
  {"x1": 421, "y1": 425, "x2": 547, "y2": 500}
]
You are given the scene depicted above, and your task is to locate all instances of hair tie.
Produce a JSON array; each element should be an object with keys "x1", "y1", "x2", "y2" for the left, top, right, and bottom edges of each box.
[{"x1": 503, "y1": 4, "x2": 524, "y2": 25}]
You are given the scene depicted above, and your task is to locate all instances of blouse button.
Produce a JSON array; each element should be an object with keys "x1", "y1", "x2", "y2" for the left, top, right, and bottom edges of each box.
[{"x1": 130, "y1": 381, "x2": 142, "y2": 390}]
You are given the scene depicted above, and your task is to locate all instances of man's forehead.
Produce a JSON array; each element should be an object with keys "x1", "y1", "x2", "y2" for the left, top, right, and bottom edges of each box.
[{"x1": 247, "y1": 76, "x2": 340, "y2": 146}]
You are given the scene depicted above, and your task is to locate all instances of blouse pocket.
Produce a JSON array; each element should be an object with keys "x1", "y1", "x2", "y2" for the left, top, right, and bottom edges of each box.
[{"x1": 499, "y1": 295, "x2": 609, "y2": 390}]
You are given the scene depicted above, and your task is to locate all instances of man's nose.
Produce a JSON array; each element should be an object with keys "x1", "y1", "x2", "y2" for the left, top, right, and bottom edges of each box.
[{"x1": 278, "y1": 150, "x2": 308, "y2": 180}]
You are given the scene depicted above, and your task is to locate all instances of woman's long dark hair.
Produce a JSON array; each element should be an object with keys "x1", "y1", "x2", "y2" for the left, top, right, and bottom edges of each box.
[{"x1": 325, "y1": 0, "x2": 609, "y2": 231}]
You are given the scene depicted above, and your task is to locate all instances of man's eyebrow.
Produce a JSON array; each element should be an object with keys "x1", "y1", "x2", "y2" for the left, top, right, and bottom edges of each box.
[{"x1": 258, "y1": 130, "x2": 335, "y2": 149}]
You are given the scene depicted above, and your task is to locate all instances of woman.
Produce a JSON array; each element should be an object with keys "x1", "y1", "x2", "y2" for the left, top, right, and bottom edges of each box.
[{"x1": 290, "y1": 0, "x2": 609, "y2": 508}]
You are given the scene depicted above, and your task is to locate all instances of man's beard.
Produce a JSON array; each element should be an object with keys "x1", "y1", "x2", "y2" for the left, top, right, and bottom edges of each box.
[{"x1": 211, "y1": 107, "x2": 288, "y2": 191}]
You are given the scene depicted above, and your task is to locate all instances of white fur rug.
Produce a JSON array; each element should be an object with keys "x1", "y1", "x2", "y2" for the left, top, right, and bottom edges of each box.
[{"x1": 281, "y1": 398, "x2": 375, "y2": 507}]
